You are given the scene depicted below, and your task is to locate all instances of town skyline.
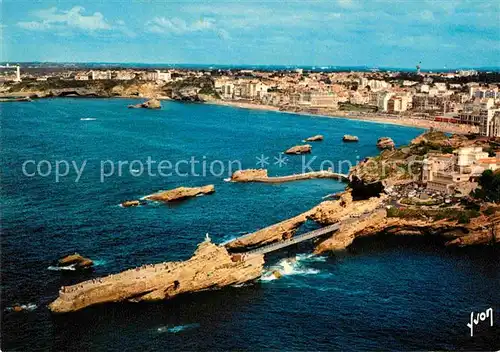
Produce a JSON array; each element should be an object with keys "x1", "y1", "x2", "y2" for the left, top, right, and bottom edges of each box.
[{"x1": 1, "y1": 0, "x2": 499, "y2": 68}]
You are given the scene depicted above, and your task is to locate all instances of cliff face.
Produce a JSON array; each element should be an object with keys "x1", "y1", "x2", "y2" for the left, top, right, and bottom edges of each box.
[
  {"x1": 165, "y1": 77, "x2": 219, "y2": 102},
  {"x1": 49, "y1": 240, "x2": 264, "y2": 313}
]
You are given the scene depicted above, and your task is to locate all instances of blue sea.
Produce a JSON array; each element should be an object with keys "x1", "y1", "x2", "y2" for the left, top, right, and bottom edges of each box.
[{"x1": 1, "y1": 98, "x2": 499, "y2": 351}]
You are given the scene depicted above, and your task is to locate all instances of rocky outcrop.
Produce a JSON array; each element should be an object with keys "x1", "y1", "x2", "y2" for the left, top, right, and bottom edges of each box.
[
  {"x1": 225, "y1": 212, "x2": 312, "y2": 251},
  {"x1": 311, "y1": 193, "x2": 500, "y2": 254},
  {"x1": 128, "y1": 98, "x2": 161, "y2": 109},
  {"x1": 121, "y1": 200, "x2": 140, "y2": 208},
  {"x1": 231, "y1": 169, "x2": 268, "y2": 182},
  {"x1": 230, "y1": 169, "x2": 347, "y2": 183},
  {"x1": 144, "y1": 185, "x2": 215, "y2": 202},
  {"x1": 285, "y1": 144, "x2": 312, "y2": 155},
  {"x1": 308, "y1": 191, "x2": 387, "y2": 225},
  {"x1": 57, "y1": 253, "x2": 94, "y2": 270},
  {"x1": 376, "y1": 137, "x2": 395, "y2": 149},
  {"x1": 166, "y1": 77, "x2": 219, "y2": 102},
  {"x1": 49, "y1": 239, "x2": 265, "y2": 313},
  {"x1": 304, "y1": 135, "x2": 324, "y2": 142},
  {"x1": 343, "y1": 135, "x2": 359, "y2": 142}
]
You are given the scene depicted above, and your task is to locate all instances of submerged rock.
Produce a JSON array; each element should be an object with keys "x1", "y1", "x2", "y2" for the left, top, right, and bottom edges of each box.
[
  {"x1": 305, "y1": 135, "x2": 324, "y2": 142},
  {"x1": 58, "y1": 253, "x2": 94, "y2": 270},
  {"x1": 128, "y1": 98, "x2": 161, "y2": 109},
  {"x1": 272, "y1": 270, "x2": 282, "y2": 279},
  {"x1": 144, "y1": 185, "x2": 215, "y2": 202},
  {"x1": 285, "y1": 144, "x2": 312, "y2": 155}
]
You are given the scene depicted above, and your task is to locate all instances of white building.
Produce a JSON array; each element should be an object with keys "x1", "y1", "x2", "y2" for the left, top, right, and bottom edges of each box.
[
  {"x1": 156, "y1": 70, "x2": 172, "y2": 82},
  {"x1": 91, "y1": 70, "x2": 112, "y2": 80}
]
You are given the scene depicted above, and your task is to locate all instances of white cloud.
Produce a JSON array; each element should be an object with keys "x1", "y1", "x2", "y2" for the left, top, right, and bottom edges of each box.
[
  {"x1": 337, "y1": 0, "x2": 357, "y2": 9},
  {"x1": 17, "y1": 21, "x2": 52, "y2": 30},
  {"x1": 16, "y1": 6, "x2": 119, "y2": 32},
  {"x1": 146, "y1": 16, "x2": 230, "y2": 39}
]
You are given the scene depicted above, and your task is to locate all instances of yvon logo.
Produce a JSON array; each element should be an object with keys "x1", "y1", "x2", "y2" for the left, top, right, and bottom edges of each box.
[{"x1": 467, "y1": 307, "x2": 494, "y2": 337}]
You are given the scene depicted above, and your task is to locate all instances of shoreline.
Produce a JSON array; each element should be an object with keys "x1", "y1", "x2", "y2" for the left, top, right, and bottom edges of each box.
[
  {"x1": 208, "y1": 99, "x2": 476, "y2": 134},
  {"x1": 1, "y1": 92, "x2": 476, "y2": 134}
]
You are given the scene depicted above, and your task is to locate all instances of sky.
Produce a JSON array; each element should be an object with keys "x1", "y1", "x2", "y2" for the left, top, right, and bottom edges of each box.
[{"x1": 1, "y1": 0, "x2": 499, "y2": 68}]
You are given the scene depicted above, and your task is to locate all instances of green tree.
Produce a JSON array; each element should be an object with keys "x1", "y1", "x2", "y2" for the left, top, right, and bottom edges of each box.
[{"x1": 474, "y1": 170, "x2": 500, "y2": 203}]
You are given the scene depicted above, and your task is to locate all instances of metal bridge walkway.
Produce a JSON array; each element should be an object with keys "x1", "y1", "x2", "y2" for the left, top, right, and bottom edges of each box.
[{"x1": 243, "y1": 223, "x2": 340, "y2": 256}]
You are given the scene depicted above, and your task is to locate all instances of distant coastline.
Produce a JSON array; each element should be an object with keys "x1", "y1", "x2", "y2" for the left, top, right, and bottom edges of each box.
[{"x1": 208, "y1": 99, "x2": 473, "y2": 134}]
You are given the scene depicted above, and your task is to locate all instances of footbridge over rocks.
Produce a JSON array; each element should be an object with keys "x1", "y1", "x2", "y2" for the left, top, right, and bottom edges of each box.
[{"x1": 229, "y1": 223, "x2": 340, "y2": 256}]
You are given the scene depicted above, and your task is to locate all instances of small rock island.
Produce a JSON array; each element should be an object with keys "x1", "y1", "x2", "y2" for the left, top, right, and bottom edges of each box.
[
  {"x1": 284, "y1": 144, "x2": 312, "y2": 155},
  {"x1": 304, "y1": 135, "x2": 324, "y2": 142},
  {"x1": 128, "y1": 98, "x2": 162, "y2": 109}
]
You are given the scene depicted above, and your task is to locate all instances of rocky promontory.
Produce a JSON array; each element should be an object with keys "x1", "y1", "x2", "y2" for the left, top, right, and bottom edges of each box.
[
  {"x1": 49, "y1": 239, "x2": 264, "y2": 313},
  {"x1": 284, "y1": 144, "x2": 312, "y2": 155}
]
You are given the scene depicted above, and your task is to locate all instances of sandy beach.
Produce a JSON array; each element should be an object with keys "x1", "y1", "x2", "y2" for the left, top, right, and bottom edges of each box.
[{"x1": 209, "y1": 99, "x2": 478, "y2": 135}]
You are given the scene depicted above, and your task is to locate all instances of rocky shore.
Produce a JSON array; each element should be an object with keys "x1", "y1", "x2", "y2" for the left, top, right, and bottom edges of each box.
[
  {"x1": 1, "y1": 79, "x2": 479, "y2": 134},
  {"x1": 46, "y1": 130, "x2": 499, "y2": 313}
]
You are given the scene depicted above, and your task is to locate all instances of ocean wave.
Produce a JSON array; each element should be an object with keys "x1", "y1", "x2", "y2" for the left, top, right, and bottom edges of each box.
[
  {"x1": 6, "y1": 303, "x2": 38, "y2": 312},
  {"x1": 80, "y1": 118, "x2": 97, "y2": 121},
  {"x1": 93, "y1": 259, "x2": 107, "y2": 267},
  {"x1": 223, "y1": 178, "x2": 233, "y2": 182},
  {"x1": 157, "y1": 323, "x2": 200, "y2": 334},
  {"x1": 47, "y1": 264, "x2": 77, "y2": 271},
  {"x1": 260, "y1": 255, "x2": 322, "y2": 281}
]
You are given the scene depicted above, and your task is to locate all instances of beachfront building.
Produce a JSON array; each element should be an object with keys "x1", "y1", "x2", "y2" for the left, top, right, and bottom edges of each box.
[
  {"x1": 457, "y1": 100, "x2": 500, "y2": 137},
  {"x1": 293, "y1": 92, "x2": 338, "y2": 108},
  {"x1": 412, "y1": 94, "x2": 447, "y2": 113},
  {"x1": 387, "y1": 95, "x2": 411, "y2": 113},
  {"x1": 374, "y1": 92, "x2": 394, "y2": 112}
]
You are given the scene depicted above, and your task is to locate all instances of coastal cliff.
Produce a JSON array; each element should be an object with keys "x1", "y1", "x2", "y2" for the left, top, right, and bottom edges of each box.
[
  {"x1": 2, "y1": 76, "x2": 219, "y2": 102},
  {"x1": 49, "y1": 239, "x2": 264, "y2": 313}
]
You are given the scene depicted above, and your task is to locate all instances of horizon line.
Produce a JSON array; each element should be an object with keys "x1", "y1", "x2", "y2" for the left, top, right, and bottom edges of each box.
[{"x1": 2, "y1": 61, "x2": 500, "y2": 72}]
